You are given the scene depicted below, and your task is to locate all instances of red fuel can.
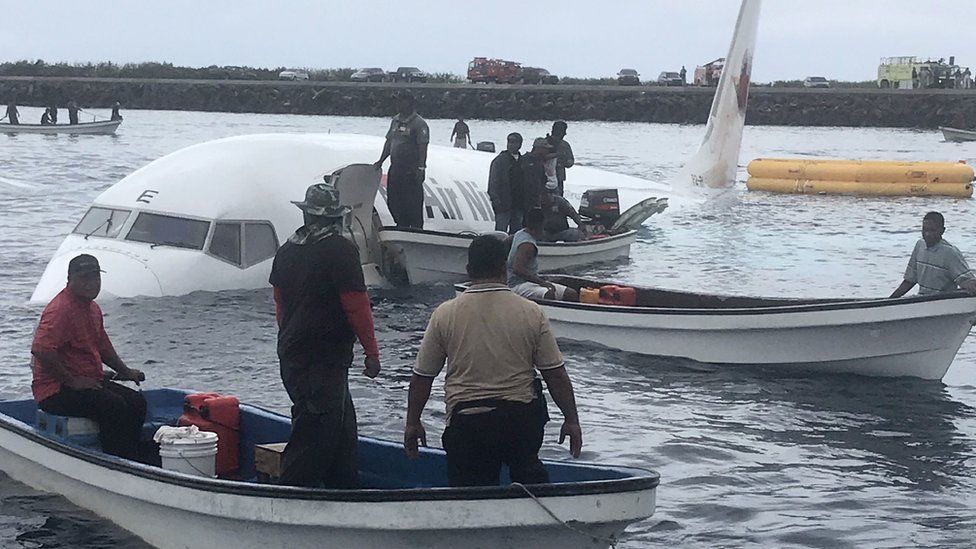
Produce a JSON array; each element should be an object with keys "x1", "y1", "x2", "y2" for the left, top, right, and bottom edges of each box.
[
  {"x1": 178, "y1": 393, "x2": 240, "y2": 478},
  {"x1": 598, "y1": 285, "x2": 637, "y2": 307}
]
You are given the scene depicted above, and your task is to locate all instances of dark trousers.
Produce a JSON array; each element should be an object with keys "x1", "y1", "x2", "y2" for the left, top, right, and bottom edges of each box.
[
  {"x1": 442, "y1": 399, "x2": 550, "y2": 487},
  {"x1": 38, "y1": 381, "x2": 147, "y2": 460},
  {"x1": 279, "y1": 358, "x2": 358, "y2": 488},
  {"x1": 387, "y1": 163, "x2": 425, "y2": 229}
]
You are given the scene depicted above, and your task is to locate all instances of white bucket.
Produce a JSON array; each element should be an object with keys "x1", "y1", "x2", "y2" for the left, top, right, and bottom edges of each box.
[{"x1": 155, "y1": 427, "x2": 218, "y2": 478}]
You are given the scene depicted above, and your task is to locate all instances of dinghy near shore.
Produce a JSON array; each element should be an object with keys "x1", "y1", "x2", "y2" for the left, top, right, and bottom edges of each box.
[
  {"x1": 0, "y1": 388, "x2": 659, "y2": 549},
  {"x1": 2, "y1": 119, "x2": 121, "y2": 135},
  {"x1": 456, "y1": 276, "x2": 976, "y2": 380}
]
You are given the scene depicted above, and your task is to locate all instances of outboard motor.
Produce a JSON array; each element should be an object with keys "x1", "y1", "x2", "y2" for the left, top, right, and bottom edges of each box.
[
  {"x1": 579, "y1": 189, "x2": 621, "y2": 231},
  {"x1": 476, "y1": 141, "x2": 496, "y2": 153}
]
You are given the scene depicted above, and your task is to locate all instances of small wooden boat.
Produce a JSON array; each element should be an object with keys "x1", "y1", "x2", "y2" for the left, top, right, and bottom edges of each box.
[
  {"x1": 940, "y1": 127, "x2": 976, "y2": 143},
  {"x1": 456, "y1": 276, "x2": 976, "y2": 380},
  {"x1": 0, "y1": 388, "x2": 659, "y2": 549},
  {"x1": 2, "y1": 119, "x2": 121, "y2": 135}
]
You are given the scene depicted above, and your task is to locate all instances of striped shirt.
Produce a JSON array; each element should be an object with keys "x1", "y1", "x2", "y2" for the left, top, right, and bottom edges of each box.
[{"x1": 904, "y1": 239, "x2": 975, "y2": 295}]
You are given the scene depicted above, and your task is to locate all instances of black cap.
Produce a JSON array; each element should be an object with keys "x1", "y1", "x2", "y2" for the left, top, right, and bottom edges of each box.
[{"x1": 67, "y1": 254, "x2": 104, "y2": 276}]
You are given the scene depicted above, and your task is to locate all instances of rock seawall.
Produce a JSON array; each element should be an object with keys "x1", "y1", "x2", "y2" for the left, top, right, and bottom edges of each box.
[{"x1": 1, "y1": 77, "x2": 974, "y2": 128}]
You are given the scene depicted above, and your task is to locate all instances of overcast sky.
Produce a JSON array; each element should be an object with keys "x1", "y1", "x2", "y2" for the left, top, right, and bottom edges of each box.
[{"x1": 1, "y1": 1, "x2": 972, "y2": 82}]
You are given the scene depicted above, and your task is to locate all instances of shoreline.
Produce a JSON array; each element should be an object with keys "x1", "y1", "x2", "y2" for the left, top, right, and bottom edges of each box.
[{"x1": 2, "y1": 76, "x2": 974, "y2": 129}]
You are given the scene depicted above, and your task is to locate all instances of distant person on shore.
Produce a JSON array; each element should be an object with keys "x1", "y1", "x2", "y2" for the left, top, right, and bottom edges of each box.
[
  {"x1": 508, "y1": 208, "x2": 579, "y2": 302},
  {"x1": 451, "y1": 117, "x2": 472, "y2": 148},
  {"x1": 30, "y1": 254, "x2": 148, "y2": 461},
  {"x1": 2, "y1": 100, "x2": 19, "y2": 125},
  {"x1": 680, "y1": 66, "x2": 687, "y2": 86},
  {"x1": 67, "y1": 99, "x2": 80, "y2": 125},
  {"x1": 539, "y1": 190, "x2": 585, "y2": 242},
  {"x1": 404, "y1": 235, "x2": 582, "y2": 487},
  {"x1": 488, "y1": 132, "x2": 524, "y2": 233},
  {"x1": 40, "y1": 109, "x2": 52, "y2": 125},
  {"x1": 375, "y1": 91, "x2": 429, "y2": 229},
  {"x1": 520, "y1": 137, "x2": 551, "y2": 211},
  {"x1": 269, "y1": 182, "x2": 382, "y2": 488},
  {"x1": 890, "y1": 212, "x2": 976, "y2": 298},
  {"x1": 47, "y1": 104, "x2": 58, "y2": 124},
  {"x1": 545, "y1": 121, "x2": 574, "y2": 196},
  {"x1": 110, "y1": 101, "x2": 123, "y2": 121}
]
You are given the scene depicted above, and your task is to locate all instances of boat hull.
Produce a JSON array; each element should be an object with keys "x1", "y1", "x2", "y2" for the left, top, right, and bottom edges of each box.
[
  {"x1": 464, "y1": 279, "x2": 976, "y2": 380},
  {"x1": 2, "y1": 120, "x2": 121, "y2": 135},
  {"x1": 0, "y1": 393, "x2": 658, "y2": 549},
  {"x1": 379, "y1": 229, "x2": 637, "y2": 284},
  {"x1": 941, "y1": 127, "x2": 976, "y2": 143}
]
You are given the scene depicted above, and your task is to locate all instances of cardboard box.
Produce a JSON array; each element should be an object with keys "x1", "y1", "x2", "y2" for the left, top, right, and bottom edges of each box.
[{"x1": 254, "y1": 442, "x2": 288, "y2": 482}]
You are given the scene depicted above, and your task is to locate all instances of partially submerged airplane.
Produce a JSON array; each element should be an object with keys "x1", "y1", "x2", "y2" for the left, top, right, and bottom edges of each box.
[{"x1": 30, "y1": 0, "x2": 760, "y2": 303}]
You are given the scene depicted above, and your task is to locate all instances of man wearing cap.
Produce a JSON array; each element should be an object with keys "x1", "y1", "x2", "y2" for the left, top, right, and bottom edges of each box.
[
  {"x1": 270, "y1": 181, "x2": 382, "y2": 488},
  {"x1": 30, "y1": 254, "x2": 147, "y2": 460},
  {"x1": 375, "y1": 91, "x2": 430, "y2": 229},
  {"x1": 545, "y1": 121, "x2": 574, "y2": 196},
  {"x1": 520, "y1": 138, "x2": 552, "y2": 212}
]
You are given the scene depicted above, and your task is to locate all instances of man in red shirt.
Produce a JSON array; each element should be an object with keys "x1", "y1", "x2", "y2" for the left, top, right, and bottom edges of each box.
[
  {"x1": 31, "y1": 254, "x2": 147, "y2": 460},
  {"x1": 270, "y1": 182, "x2": 381, "y2": 488}
]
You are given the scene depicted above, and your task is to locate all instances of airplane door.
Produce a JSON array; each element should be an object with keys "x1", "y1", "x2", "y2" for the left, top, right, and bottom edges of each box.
[{"x1": 331, "y1": 163, "x2": 382, "y2": 265}]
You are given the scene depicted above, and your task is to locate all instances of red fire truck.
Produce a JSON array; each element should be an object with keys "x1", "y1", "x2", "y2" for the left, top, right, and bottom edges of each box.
[{"x1": 467, "y1": 58, "x2": 521, "y2": 84}]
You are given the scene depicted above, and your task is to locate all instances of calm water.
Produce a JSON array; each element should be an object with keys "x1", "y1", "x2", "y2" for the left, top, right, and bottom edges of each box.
[{"x1": 1, "y1": 109, "x2": 975, "y2": 548}]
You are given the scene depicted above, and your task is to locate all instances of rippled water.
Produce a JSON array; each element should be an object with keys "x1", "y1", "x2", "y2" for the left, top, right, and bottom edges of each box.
[{"x1": 2, "y1": 108, "x2": 976, "y2": 548}]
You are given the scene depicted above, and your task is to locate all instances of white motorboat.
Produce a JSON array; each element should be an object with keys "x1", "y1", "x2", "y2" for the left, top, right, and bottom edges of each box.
[
  {"x1": 457, "y1": 276, "x2": 976, "y2": 380},
  {"x1": 941, "y1": 126, "x2": 976, "y2": 143},
  {"x1": 0, "y1": 388, "x2": 659, "y2": 549},
  {"x1": 1, "y1": 119, "x2": 121, "y2": 135}
]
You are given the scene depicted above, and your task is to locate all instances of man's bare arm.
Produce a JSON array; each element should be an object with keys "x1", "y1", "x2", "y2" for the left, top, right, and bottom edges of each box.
[
  {"x1": 540, "y1": 366, "x2": 582, "y2": 457},
  {"x1": 890, "y1": 280, "x2": 915, "y2": 298}
]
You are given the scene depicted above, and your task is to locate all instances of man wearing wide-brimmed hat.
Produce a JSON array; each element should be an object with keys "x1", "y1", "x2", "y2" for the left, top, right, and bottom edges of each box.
[{"x1": 269, "y1": 181, "x2": 381, "y2": 488}]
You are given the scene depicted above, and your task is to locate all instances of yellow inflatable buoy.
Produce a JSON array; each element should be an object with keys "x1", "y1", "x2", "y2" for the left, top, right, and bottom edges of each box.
[{"x1": 746, "y1": 159, "x2": 974, "y2": 198}]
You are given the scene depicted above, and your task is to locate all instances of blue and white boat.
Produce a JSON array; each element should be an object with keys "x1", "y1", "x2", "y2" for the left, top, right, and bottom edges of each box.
[{"x1": 0, "y1": 388, "x2": 659, "y2": 549}]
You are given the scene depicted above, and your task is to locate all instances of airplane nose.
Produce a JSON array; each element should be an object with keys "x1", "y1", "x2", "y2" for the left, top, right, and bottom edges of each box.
[{"x1": 30, "y1": 249, "x2": 163, "y2": 303}]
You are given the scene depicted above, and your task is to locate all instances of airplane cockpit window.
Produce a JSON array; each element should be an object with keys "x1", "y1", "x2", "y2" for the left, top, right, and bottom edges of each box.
[
  {"x1": 209, "y1": 222, "x2": 242, "y2": 265},
  {"x1": 243, "y1": 222, "x2": 278, "y2": 266},
  {"x1": 72, "y1": 207, "x2": 130, "y2": 239},
  {"x1": 125, "y1": 212, "x2": 210, "y2": 250}
]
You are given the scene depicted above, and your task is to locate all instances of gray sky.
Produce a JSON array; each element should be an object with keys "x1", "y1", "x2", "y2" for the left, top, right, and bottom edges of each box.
[{"x1": 1, "y1": 1, "x2": 972, "y2": 82}]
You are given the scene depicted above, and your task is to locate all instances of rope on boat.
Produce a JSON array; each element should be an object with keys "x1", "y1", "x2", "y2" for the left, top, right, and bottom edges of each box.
[{"x1": 510, "y1": 482, "x2": 619, "y2": 548}]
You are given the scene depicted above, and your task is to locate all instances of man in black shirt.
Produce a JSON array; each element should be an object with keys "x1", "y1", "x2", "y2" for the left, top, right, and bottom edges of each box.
[
  {"x1": 487, "y1": 132, "x2": 524, "y2": 233},
  {"x1": 540, "y1": 191, "x2": 585, "y2": 242},
  {"x1": 269, "y1": 182, "x2": 381, "y2": 488},
  {"x1": 375, "y1": 91, "x2": 430, "y2": 229}
]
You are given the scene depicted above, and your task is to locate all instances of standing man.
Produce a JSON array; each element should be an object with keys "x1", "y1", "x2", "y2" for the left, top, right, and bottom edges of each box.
[
  {"x1": 487, "y1": 132, "x2": 524, "y2": 233},
  {"x1": 30, "y1": 254, "x2": 147, "y2": 460},
  {"x1": 375, "y1": 91, "x2": 430, "y2": 229},
  {"x1": 891, "y1": 211, "x2": 976, "y2": 297},
  {"x1": 520, "y1": 137, "x2": 551, "y2": 212},
  {"x1": 110, "y1": 101, "x2": 123, "y2": 121},
  {"x1": 450, "y1": 117, "x2": 472, "y2": 148},
  {"x1": 270, "y1": 182, "x2": 382, "y2": 488},
  {"x1": 404, "y1": 235, "x2": 582, "y2": 487},
  {"x1": 3, "y1": 99, "x2": 19, "y2": 124},
  {"x1": 680, "y1": 66, "x2": 688, "y2": 86},
  {"x1": 545, "y1": 121, "x2": 574, "y2": 196},
  {"x1": 508, "y1": 208, "x2": 579, "y2": 302},
  {"x1": 67, "y1": 99, "x2": 80, "y2": 125}
]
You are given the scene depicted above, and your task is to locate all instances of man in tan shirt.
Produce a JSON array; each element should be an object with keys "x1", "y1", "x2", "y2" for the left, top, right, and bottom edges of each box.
[{"x1": 404, "y1": 235, "x2": 582, "y2": 487}]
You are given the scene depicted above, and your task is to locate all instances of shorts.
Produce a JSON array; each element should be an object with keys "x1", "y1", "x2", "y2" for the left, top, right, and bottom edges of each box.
[{"x1": 511, "y1": 281, "x2": 568, "y2": 301}]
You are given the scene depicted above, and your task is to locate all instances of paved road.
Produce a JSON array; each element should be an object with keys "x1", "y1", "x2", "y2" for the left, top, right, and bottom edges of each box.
[{"x1": 2, "y1": 75, "x2": 974, "y2": 96}]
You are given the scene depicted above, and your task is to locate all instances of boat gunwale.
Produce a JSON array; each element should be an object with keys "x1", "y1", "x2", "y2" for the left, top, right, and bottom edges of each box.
[
  {"x1": 1, "y1": 120, "x2": 122, "y2": 129},
  {"x1": 0, "y1": 403, "x2": 660, "y2": 503},
  {"x1": 379, "y1": 226, "x2": 638, "y2": 248},
  {"x1": 454, "y1": 278, "x2": 976, "y2": 316}
]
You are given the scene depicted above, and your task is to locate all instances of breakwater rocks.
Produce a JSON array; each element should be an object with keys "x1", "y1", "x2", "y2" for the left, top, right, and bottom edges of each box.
[{"x1": 1, "y1": 76, "x2": 975, "y2": 128}]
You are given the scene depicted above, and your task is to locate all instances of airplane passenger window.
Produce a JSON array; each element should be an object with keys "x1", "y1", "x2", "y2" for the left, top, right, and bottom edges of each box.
[
  {"x1": 125, "y1": 212, "x2": 210, "y2": 249},
  {"x1": 210, "y1": 222, "x2": 242, "y2": 266},
  {"x1": 73, "y1": 207, "x2": 130, "y2": 239},
  {"x1": 243, "y1": 223, "x2": 279, "y2": 266}
]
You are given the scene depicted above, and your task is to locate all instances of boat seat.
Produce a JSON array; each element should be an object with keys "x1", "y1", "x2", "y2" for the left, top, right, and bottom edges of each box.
[{"x1": 35, "y1": 410, "x2": 101, "y2": 448}]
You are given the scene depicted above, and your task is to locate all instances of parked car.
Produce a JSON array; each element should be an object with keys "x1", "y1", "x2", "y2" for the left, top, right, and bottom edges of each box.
[
  {"x1": 278, "y1": 70, "x2": 309, "y2": 81},
  {"x1": 518, "y1": 67, "x2": 559, "y2": 85},
  {"x1": 803, "y1": 76, "x2": 830, "y2": 88},
  {"x1": 617, "y1": 69, "x2": 641, "y2": 86},
  {"x1": 389, "y1": 67, "x2": 429, "y2": 83},
  {"x1": 657, "y1": 71, "x2": 683, "y2": 86},
  {"x1": 350, "y1": 67, "x2": 387, "y2": 82}
]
